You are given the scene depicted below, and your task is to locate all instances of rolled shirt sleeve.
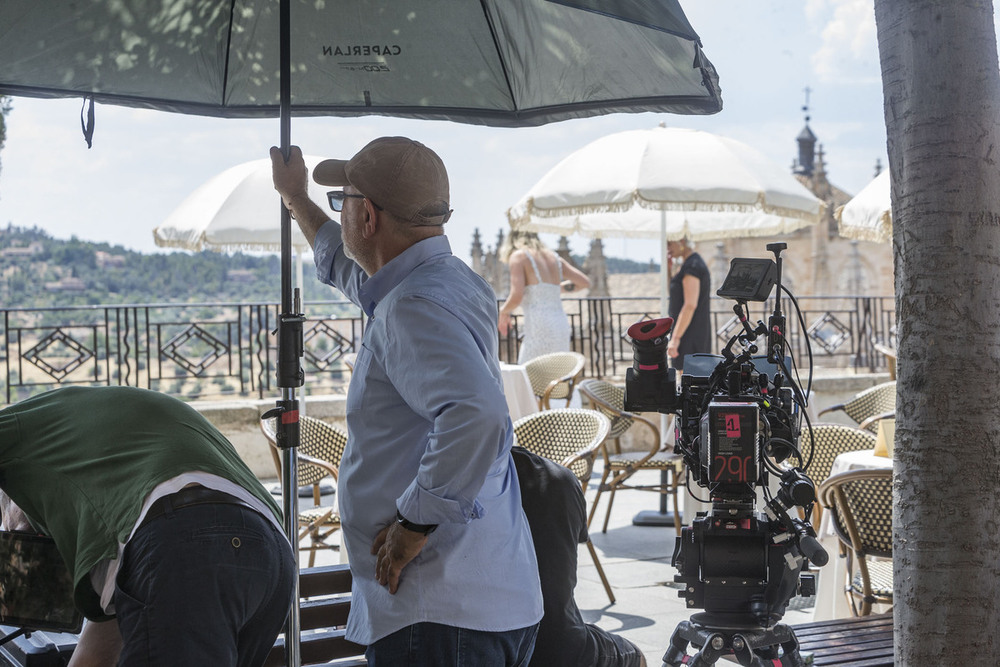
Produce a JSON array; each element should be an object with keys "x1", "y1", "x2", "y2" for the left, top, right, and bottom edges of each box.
[{"x1": 386, "y1": 296, "x2": 511, "y2": 525}]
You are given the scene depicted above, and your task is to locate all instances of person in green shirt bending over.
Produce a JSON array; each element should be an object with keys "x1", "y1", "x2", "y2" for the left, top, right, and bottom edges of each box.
[{"x1": 0, "y1": 386, "x2": 294, "y2": 666}]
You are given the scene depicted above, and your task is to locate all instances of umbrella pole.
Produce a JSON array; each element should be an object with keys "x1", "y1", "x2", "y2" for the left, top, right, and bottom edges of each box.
[
  {"x1": 633, "y1": 209, "x2": 680, "y2": 527},
  {"x1": 275, "y1": 1, "x2": 303, "y2": 666}
]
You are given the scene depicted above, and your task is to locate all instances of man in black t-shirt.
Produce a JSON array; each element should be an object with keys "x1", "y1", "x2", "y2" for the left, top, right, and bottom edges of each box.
[{"x1": 512, "y1": 447, "x2": 646, "y2": 667}]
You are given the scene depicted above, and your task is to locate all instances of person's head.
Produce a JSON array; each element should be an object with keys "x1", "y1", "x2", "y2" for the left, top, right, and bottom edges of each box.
[
  {"x1": 313, "y1": 137, "x2": 453, "y2": 272},
  {"x1": 499, "y1": 228, "x2": 547, "y2": 263},
  {"x1": 667, "y1": 237, "x2": 694, "y2": 260}
]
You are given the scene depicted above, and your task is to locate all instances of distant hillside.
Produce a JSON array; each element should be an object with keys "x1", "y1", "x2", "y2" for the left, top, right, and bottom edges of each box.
[
  {"x1": 0, "y1": 225, "x2": 658, "y2": 308},
  {"x1": 0, "y1": 224, "x2": 337, "y2": 307}
]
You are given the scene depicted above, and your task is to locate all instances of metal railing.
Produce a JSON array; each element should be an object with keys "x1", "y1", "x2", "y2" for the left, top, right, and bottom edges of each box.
[{"x1": 2, "y1": 295, "x2": 894, "y2": 404}]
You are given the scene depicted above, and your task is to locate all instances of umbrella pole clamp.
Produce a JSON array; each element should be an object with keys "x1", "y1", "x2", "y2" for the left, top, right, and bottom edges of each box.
[
  {"x1": 276, "y1": 308, "x2": 306, "y2": 390},
  {"x1": 262, "y1": 401, "x2": 301, "y2": 451}
]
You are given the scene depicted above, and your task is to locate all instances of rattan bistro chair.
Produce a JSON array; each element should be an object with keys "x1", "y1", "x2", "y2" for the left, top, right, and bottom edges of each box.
[
  {"x1": 872, "y1": 342, "x2": 897, "y2": 380},
  {"x1": 513, "y1": 408, "x2": 616, "y2": 604},
  {"x1": 578, "y1": 379, "x2": 684, "y2": 535},
  {"x1": 522, "y1": 351, "x2": 586, "y2": 410},
  {"x1": 818, "y1": 381, "x2": 896, "y2": 434},
  {"x1": 818, "y1": 468, "x2": 894, "y2": 616},
  {"x1": 261, "y1": 415, "x2": 348, "y2": 567},
  {"x1": 803, "y1": 423, "x2": 877, "y2": 533}
]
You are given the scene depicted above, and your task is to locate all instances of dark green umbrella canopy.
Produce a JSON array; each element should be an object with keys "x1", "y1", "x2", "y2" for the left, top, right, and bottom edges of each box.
[{"x1": 0, "y1": 0, "x2": 721, "y2": 124}]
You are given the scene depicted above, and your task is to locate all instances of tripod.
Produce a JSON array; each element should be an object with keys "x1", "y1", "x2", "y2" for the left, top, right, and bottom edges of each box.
[{"x1": 661, "y1": 612, "x2": 806, "y2": 667}]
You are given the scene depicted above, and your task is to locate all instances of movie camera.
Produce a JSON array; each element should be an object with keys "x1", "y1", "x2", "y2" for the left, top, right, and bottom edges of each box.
[{"x1": 624, "y1": 243, "x2": 828, "y2": 667}]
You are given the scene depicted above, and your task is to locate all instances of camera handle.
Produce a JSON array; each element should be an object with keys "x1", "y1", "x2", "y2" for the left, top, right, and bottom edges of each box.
[
  {"x1": 765, "y1": 469, "x2": 830, "y2": 568},
  {"x1": 765, "y1": 243, "x2": 787, "y2": 365},
  {"x1": 765, "y1": 498, "x2": 829, "y2": 568}
]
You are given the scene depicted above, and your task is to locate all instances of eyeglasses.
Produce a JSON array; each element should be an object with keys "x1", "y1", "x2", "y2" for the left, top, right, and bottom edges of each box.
[{"x1": 327, "y1": 190, "x2": 368, "y2": 212}]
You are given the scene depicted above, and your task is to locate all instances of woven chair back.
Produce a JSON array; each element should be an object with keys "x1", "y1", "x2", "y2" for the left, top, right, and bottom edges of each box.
[
  {"x1": 523, "y1": 351, "x2": 585, "y2": 402},
  {"x1": 261, "y1": 415, "x2": 348, "y2": 487},
  {"x1": 806, "y1": 423, "x2": 878, "y2": 485},
  {"x1": 578, "y1": 379, "x2": 634, "y2": 440},
  {"x1": 820, "y1": 468, "x2": 893, "y2": 558},
  {"x1": 513, "y1": 408, "x2": 610, "y2": 483},
  {"x1": 843, "y1": 382, "x2": 896, "y2": 431}
]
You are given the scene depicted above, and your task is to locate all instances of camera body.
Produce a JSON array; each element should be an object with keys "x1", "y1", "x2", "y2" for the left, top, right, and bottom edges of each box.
[{"x1": 624, "y1": 247, "x2": 825, "y2": 628}]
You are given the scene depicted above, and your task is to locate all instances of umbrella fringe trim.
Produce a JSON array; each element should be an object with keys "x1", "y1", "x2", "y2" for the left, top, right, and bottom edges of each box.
[
  {"x1": 514, "y1": 219, "x2": 818, "y2": 242},
  {"x1": 509, "y1": 197, "x2": 825, "y2": 230},
  {"x1": 835, "y1": 209, "x2": 892, "y2": 243},
  {"x1": 152, "y1": 238, "x2": 310, "y2": 252}
]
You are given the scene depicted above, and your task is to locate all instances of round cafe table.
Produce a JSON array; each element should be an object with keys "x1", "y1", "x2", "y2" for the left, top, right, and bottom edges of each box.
[
  {"x1": 812, "y1": 448, "x2": 893, "y2": 621},
  {"x1": 499, "y1": 362, "x2": 539, "y2": 423}
]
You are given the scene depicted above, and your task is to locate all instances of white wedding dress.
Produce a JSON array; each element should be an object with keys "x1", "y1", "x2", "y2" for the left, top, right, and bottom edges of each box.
[{"x1": 517, "y1": 252, "x2": 571, "y2": 364}]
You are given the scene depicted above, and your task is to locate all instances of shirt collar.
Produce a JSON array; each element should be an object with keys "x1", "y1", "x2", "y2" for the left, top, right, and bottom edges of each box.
[{"x1": 358, "y1": 235, "x2": 452, "y2": 317}]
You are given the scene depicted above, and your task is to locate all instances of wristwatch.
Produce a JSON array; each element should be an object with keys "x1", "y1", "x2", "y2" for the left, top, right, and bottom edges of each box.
[{"x1": 396, "y1": 510, "x2": 437, "y2": 535}]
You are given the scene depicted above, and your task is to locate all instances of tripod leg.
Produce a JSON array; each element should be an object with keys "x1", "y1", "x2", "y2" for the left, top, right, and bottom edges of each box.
[
  {"x1": 778, "y1": 635, "x2": 805, "y2": 667},
  {"x1": 661, "y1": 621, "x2": 693, "y2": 667}
]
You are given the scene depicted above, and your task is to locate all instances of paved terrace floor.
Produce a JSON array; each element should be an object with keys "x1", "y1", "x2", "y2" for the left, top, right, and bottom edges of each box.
[{"x1": 278, "y1": 463, "x2": 820, "y2": 666}]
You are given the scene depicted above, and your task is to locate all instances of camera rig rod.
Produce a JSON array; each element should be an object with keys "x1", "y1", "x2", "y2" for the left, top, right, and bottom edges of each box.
[{"x1": 765, "y1": 243, "x2": 787, "y2": 365}]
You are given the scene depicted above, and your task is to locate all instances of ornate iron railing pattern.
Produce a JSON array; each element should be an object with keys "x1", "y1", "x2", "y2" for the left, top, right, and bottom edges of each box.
[{"x1": 1, "y1": 296, "x2": 894, "y2": 404}]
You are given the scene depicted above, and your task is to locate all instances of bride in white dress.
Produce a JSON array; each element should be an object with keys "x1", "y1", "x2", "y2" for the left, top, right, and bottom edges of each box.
[{"x1": 498, "y1": 231, "x2": 591, "y2": 364}]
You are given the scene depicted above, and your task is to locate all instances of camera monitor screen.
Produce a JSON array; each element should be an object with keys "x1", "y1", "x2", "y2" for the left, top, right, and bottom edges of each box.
[
  {"x1": 0, "y1": 532, "x2": 82, "y2": 633},
  {"x1": 717, "y1": 258, "x2": 776, "y2": 302}
]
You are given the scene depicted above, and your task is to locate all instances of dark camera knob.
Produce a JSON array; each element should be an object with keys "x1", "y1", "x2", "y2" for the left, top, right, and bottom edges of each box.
[{"x1": 781, "y1": 468, "x2": 816, "y2": 507}]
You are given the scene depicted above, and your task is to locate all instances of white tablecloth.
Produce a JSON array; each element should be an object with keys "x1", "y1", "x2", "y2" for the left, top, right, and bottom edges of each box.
[
  {"x1": 812, "y1": 449, "x2": 893, "y2": 621},
  {"x1": 500, "y1": 362, "x2": 538, "y2": 423}
]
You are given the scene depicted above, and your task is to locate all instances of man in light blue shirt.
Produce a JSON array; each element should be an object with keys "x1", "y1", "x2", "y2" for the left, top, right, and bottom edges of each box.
[{"x1": 271, "y1": 138, "x2": 542, "y2": 666}]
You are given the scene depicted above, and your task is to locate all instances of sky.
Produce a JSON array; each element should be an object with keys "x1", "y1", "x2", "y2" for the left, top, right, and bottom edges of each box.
[{"x1": 0, "y1": 1, "x2": 894, "y2": 266}]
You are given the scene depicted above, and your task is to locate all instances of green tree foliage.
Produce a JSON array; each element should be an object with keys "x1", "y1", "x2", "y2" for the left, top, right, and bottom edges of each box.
[
  {"x1": 570, "y1": 254, "x2": 658, "y2": 274},
  {"x1": 0, "y1": 224, "x2": 300, "y2": 307}
]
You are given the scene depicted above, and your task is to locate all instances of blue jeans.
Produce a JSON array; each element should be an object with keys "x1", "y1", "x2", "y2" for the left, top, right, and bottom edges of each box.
[
  {"x1": 366, "y1": 622, "x2": 539, "y2": 667},
  {"x1": 114, "y1": 500, "x2": 295, "y2": 666}
]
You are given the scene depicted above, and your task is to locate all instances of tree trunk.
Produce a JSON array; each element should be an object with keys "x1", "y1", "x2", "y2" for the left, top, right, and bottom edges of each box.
[{"x1": 873, "y1": 1, "x2": 1000, "y2": 663}]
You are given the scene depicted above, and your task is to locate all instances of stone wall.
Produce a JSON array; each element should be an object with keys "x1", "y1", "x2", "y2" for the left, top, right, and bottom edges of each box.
[{"x1": 193, "y1": 395, "x2": 348, "y2": 481}]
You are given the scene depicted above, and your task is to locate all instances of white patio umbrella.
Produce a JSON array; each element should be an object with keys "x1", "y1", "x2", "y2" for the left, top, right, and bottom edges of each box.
[
  {"x1": 153, "y1": 155, "x2": 329, "y2": 291},
  {"x1": 508, "y1": 125, "x2": 824, "y2": 314},
  {"x1": 153, "y1": 155, "x2": 328, "y2": 252},
  {"x1": 835, "y1": 169, "x2": 891, "y2": 243}
]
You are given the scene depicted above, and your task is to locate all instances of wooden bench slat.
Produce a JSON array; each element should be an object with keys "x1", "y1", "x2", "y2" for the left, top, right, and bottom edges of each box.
[
  {"x1": 792, "y1": 614, "x2": 894, "y2": 667},
  {"x1": 267, "y1": 629, "x2": 366, "y2": 667},
  {"x1": 300, "y1": 597, "x2": 351, "y2": 632},
  {"x1": 793, "y1": 616, "x2": 892, "y2": 634},
  {"x1": 266, "y1": 564, "x2": 365, "y2": 667},
  {"x1": 798, "y1": 629, "x2": 893, "y2": 647},
  {"x1": 807, "y1": 650, "x2": 895, "y2": 667},
  {"x1": 298, "y1": 565, "x2": 354, "y2": 598}
]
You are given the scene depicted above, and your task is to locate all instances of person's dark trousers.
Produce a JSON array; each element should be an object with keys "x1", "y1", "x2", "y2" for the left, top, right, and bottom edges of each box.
[
  {"x1": 114, "y1": 500, "x2": 295, "y2": 666},
  {"x1": 366, "y1": 621, "x2": 539, "y2": 666}
]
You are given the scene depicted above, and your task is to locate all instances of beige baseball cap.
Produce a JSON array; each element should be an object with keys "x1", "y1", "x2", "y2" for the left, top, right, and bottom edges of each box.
[{"x1": 312, "y1": 137, "x2": 453, "y2": 226}]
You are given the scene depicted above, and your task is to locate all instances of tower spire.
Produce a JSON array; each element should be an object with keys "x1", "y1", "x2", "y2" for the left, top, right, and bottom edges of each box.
[{"x1": 793, "y1": 86, "x2": 816, "y2": 177}]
